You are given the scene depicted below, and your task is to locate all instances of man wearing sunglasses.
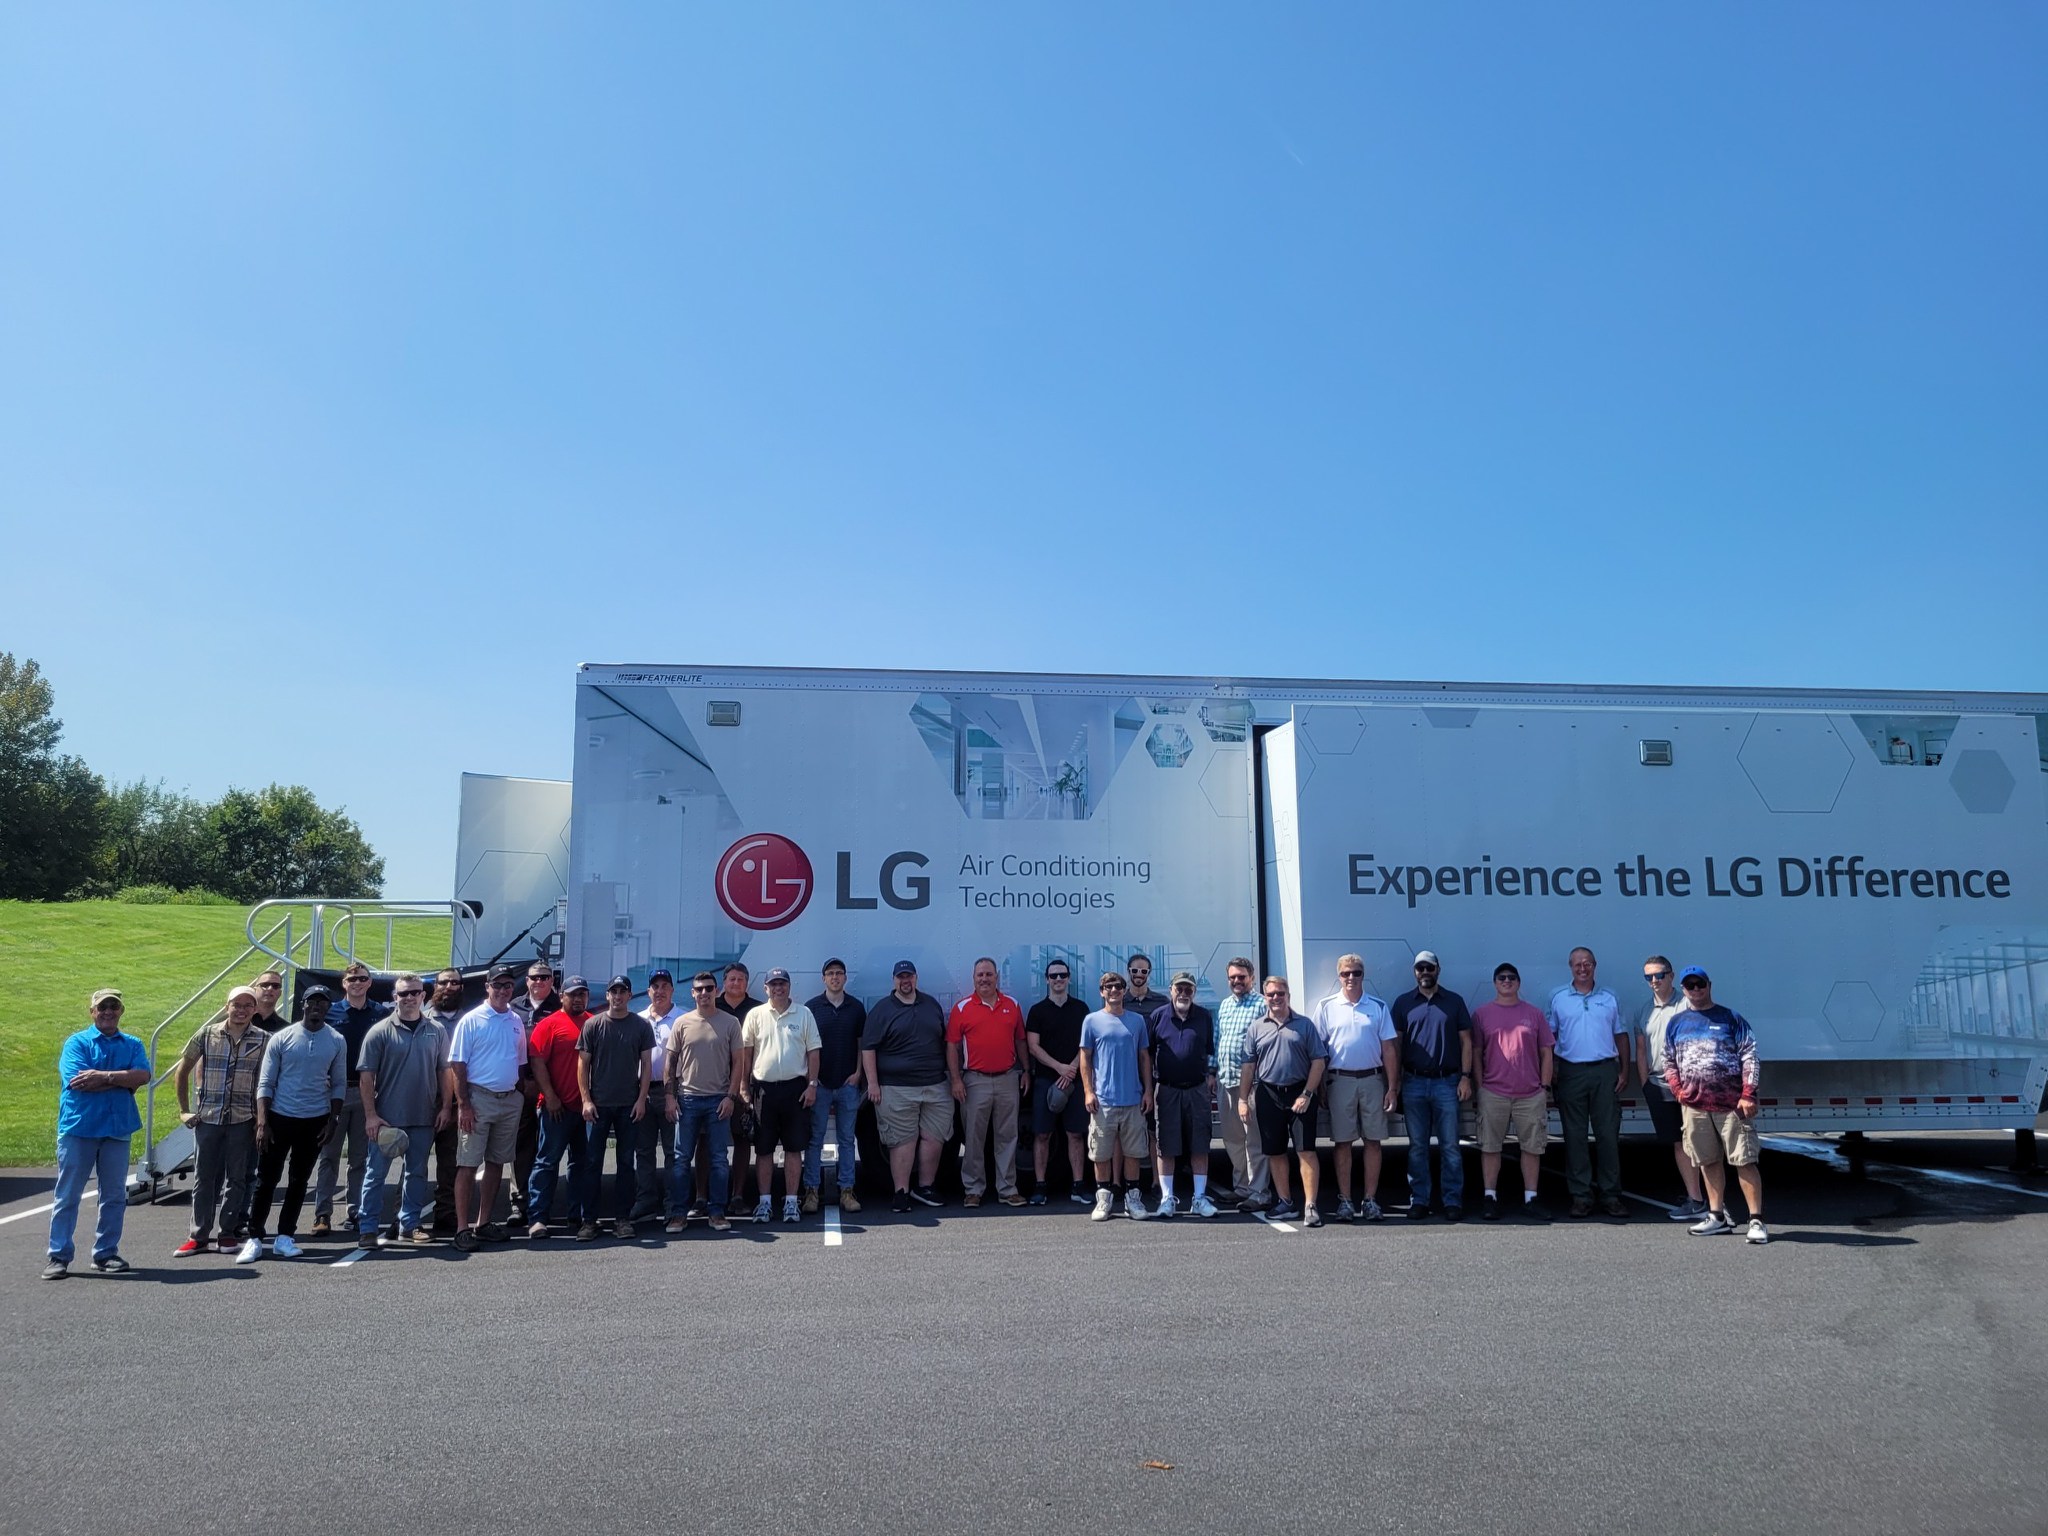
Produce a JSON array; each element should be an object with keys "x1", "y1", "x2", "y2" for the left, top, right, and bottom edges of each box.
[
  {"x1": 667, "y1": 973, "x2": 745, "y2": 1231},
  {"x1": 424, "y1": 968, "x2": 469, "y2": 1235},
  {"x1": 45, "y1": 988, "x2": 151, "y2": 1280},
  {"x1": 1546, "y1": 947, "x2": 1632, "y2": 1219},
  {"x1": 356, "y1": 973, "x2": 450, "y2": 1248},
  {"x1": 508, "y1": 962, "x2": 560, "y2": 1225},
  {"x1": 1634, "y1": 955, "x2": 1707, "y2": 1221},
  {"x1": 249, "y1": 971, "x2": 288, "y2": 1031},
  {"x1": 1026, "y1": 959, "x2": 1090, "y2": 1206},
  {"x1": 1391, "y1": 953, "x2": 1473, "y2": 1221},
  {"x1": 448, "y1": 966, "x2": 530, "y2": 1250},
  {"x1": 1315, "y1": 954, "x2": 1399, "y2": 1223},
  {"x1": 314, "y1": 960, "x2": 389, "y2": 1239},
  {"x1": 1080, "y1": 972, "x2": 1154, "y2": 1221},
  {"x1": 1234, "y1": 976, "x2": 1327, "y2": 1225},
  {"x1": 1664, "y1": 967, "x2": 1767, "y2": 1243}
]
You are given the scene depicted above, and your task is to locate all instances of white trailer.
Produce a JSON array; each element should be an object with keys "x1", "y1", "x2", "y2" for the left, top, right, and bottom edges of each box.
[{"x1": 523, "y1": 664, "x2": 2048, "y2": 1135}]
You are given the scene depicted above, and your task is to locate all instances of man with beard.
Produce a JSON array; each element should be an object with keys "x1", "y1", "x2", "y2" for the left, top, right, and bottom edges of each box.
[
  {"x1": 314, "y1": 961, "x2": 388, "y2": 1237},
  {"x1": 525, "y1": 977, "x2": 592, "y2": 1238},
  {"x1": 423, "y1": 968, "x2": 468, "y2": 1236}
]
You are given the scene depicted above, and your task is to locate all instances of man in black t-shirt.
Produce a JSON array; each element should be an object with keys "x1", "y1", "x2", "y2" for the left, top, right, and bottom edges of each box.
[
  {"x1": 802, "y1": 959, "x2": 867, "y2": 1213},
  {"x1": 1025, "y1": 959, "x2": 1091, "y2": 1205},
  {"x1": 315, "y1": 961, "x2": 389, "y2": 1236}
]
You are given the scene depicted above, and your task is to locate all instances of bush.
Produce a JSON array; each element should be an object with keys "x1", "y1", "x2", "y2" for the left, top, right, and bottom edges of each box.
[{"x1": 110, "y1": 884, "x2": 238, "y2": 906}]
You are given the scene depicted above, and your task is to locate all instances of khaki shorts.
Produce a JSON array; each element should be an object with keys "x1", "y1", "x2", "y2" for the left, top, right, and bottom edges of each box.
[
  {"x1": 1682, "y1": 1105, "x2": 1759, "y2": 1168},
  {"x1": 877, "y1": 1083, "x2": 954, "y2": 1148},
  {"x1": 1088, "y1": 1103, "x2": 1149, "y2": 1163},
  {"x1": 1476, "y1": 1088, "x2": 1550, "y2": 1154},
  {"x1": 1326, "y1": 1073, "x2": 1389, "y2": 1142},
  {"x1": 457, "y1": 1084, "x2": 522, "y2": 1167}
]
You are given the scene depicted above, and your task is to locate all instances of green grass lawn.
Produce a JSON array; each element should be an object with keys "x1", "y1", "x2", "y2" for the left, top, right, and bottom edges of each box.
[{"x1": 0, "y1": 901, "x2": 452, "y2": 1167}]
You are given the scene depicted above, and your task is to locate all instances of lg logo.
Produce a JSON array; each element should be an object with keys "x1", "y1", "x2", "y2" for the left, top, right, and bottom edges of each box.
[
  {"x1": 714, "y1": 835, "x2": 931, "y2": 929},
  {"x1": 714, "y1": 834, "x2": 814, "y2": 930}
]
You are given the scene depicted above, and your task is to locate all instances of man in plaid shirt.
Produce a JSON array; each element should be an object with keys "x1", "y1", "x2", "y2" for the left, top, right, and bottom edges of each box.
[{"x1": 173, "y1": 984, "x2": 270, "y2": 1254}]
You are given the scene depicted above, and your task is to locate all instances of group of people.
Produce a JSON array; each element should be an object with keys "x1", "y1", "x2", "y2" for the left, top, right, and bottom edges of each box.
[{"x1": 41, "y1": 943, "x2": 1768, "y2": 1278}]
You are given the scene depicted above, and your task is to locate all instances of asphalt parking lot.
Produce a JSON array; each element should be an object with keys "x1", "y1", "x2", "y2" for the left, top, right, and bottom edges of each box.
[{"x1": 3, "y1": 1135, "x2": 2046, "y2": 1536}]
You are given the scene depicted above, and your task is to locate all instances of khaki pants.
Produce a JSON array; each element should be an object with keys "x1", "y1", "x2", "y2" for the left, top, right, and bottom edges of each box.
[
  {"x1": 961, "y1": 1070, "x2": 1021, "y2": 1198},
  {"x1": 1216, "y1": 1082, "x2": 1266, "y2": 1198}
]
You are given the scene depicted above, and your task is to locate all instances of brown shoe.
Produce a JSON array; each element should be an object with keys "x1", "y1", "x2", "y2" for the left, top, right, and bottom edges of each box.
[
  {"x1": 1600, "y1": 1196, "x2": 1628, "y2": 1219},
  {"x1": 800, "y1": 1187, "x2": 820, "y2": 1215},
  {"x1": 963, "y1": 1193, "x2": 983, "y2": 1208},
  {"x1": 1000, "y1": 1192, "x2": 1027, "y2": 1207},
  {"x1": 708, "y1": 1214, "x2": 732, "y2": 1232},
  {"x1": 837, "y1": 1190, "x2": 861, "y2": 1213},
  {"x1": 310, "y1": 1218, "x2": 333, "y2": 1238},
  {"x1": 1569, "y1": 1198, "x2": 1594, "y2": 1219}
]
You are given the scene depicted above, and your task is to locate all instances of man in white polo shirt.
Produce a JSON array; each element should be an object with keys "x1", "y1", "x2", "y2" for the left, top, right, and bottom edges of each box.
[
  {"x1": 635, "y1": 968, "x2": 684, "y2": 1223},
  {"x1": 448, "y1": 965, "x2": 529, "y2": 1251},
  {"x1": 1545, "y1": 946, "x2": 1632, "y2": 1219},
  {"x1": 742, "y1": 969, "x2": 822, "y2": 1224},
  {"x1": 1313, "y1": 953, "x2": 1400, "y2": 1223}
]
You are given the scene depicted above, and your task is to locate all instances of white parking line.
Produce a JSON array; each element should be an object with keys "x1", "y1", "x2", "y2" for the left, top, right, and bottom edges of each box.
[
  {"x1": 823, "y1": 1208, "x2": 842, "y2": 1247},
  {"x1": 1257, "y1": 1215, "x2": 1298, "y2": 1233},
  {"x1": 1622, "y1": 1190, "x2": 1679, "y2": 1212},
  {"x1": 0, "y1": 1189, "x2": 96, "y2": 1227},
  {"x1": 331, "y1": 1247, "x2": 371, "y2": 1267}
]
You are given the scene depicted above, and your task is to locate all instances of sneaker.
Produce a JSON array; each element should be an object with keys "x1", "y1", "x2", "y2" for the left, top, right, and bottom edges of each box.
[
  {"x1": 800, "y1": 1186, "x2": 820, "y2": 1215},
  {"x1": 1360, "y1": 1198, "x2": 1384, "y2": 1222},
  {"x1": 709, "y1": 1214, "x2": 732, "y2": 1231},
  {"x1": 1069, "y1": 1188, "x2": 1093, "y2": 1206},
  {"x1": 1406, "y1": 1204, "x2": 1430, "y2": 1221},
  {"x1": 686, "y1": 1202, "x2": 709, "y2": 1222},
  {"x1": 1482, "y1": 1194, "x2": 1502, "y2": 1221},
  {"x1": 215, "y1": 1238, "x2": 239, "y2": 1254},
  {"x1": 357, "y1": 1230, "x2": 386, "y2": 1250},
  {"x1": 529, "y1": 1221, "x2": 552, "y2": 1240},
  {"x1": 91, "y1": 1253, "x2": 131, "y2": 1273},
  {"x1": 1569, "y1": 1198, "x2": 1594, "y2": 1219},
  {"x1": 1190, "y1": 1194, "x2": 1220, "y2": 1219},
  {"x1": 575, "y1": 1223, "x2": 602, "y2": 1242},
  {"x1": 234, "y1": 1238, "x2": 264, "y2": 1264},
  {"x1": 613, "y1": 1218, "x2": 637, "y2": 1240},
  {"x1": 477, "y1": 1222, "x2": 509, "y2": 1243},
  {"x1": 174, "y1": 1237, "x2": 208, "y2": 1256},
  {"x1": 781, "y1": 1196, "x2": 801, "y2": 1223},
  {"x1": 892, "y1": 1189, "x2": 912, "y2": 1214},
  {"x1": 1156, "y1": 1193, "x2": 1181, "y2": 1219},
  {"x1": 753, "y1": 1197, "x2": 773, "y2": 1223},
  {"x1": 311, "y1": 1217, "x2": 333, "y2": 1238},
  {"x1": 1001, "y1": 1192, "x2": 1027, "y2": 1207},
  {"x1": 1269, "y1": 1200, "x2": 1301, "y2": 1222},
  {"x1": 403, "y1": 1228, "x2": 435, "y2": 1245},
  {"x1": 1334, "y1": 1200, "x2": 1358, "y2": 1223},
  {"x1": 837, "y1": 1190, "x2": 861, "y2": 1213},
  {"x1": 1303, "y1": 1206, "x2": 1323, "y2": 1228},
  {"x1": 270, "y1": 1234, "x2": 303, "y2": 1259},
  {"x1": 1600, "y1": 1197, "x2": 1627, "y2": 1219},
  {"x1": 1028, "y1": 1192, "x2": 1047, "y2": 1206},
  {"x1": 452, "y1": 1229, "x2": 480, "y2": 1251},
  {"x1": 1746, "y1": 1218, "x2": 1771, "y2": 1245},
  {"x1": 1690, "y1": 1210, "x2": 1734, "y2": 1236},
  {"x1": 1442, "y1": 1205, "x2": 1464, "y2": 1224},
  {"x1": 1522, "y1": 1199, "x2": 1552, "y2": 1222},
  {"x1": 1669, "y1": 1197, "x2": 1705, "y2": 1222},
  {"x1": 41, "y1": 1259, "x2": 67, "y2": 1281},
  {"x1": 664, "y1": 1217, "x2": 685, "y2": 1234},
  {"x1": 1090, "y1": 1189, "x2": 1114, "y2": 1222},
  {"x1": 910, "y1": 1184, "x2": 942, "y2": 1208},
  {"x1": 1124, "y1": 1190, "x2": 1152, "y2": 1220},
  {"x1": 962, "y1": 1194, "x2": 983, "y2": 1208},
  {"x1": 1236, "y1": 1193, "x2": 1273, "y2": 1216}
]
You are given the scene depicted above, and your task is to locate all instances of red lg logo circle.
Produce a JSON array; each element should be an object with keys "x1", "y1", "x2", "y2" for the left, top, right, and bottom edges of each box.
[{"x1": 715, "y1": 834, "x2": 814, "y2": 930}]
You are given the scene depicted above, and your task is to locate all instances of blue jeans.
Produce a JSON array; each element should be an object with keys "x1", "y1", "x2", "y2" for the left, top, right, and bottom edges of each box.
[
  {"x1": 358, "y1": 1124, "x2": 434, "y2": 1235},
  {"x1": 672, "y1": 1094, "x2": 731, "y2": 1216},
  {"x1": 583, "y1": 1104, "x2": 641, "y2": 1222},
  {"x1": 527, "y1": 1106, "x2": 588, "y2": 1224},
  {"x1": 1402, "y1": 1076, "x2": 1465, "y2": 1211},
  {"x1": 803, "y1": 1081, "x2": 861, "y2": 1192},
  {"x1": 49, "y1": 1134, "x2": 130, "y2": 1264}
]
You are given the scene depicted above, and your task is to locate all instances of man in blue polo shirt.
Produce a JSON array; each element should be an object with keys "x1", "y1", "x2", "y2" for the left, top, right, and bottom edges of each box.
[
  {"x1": 45, "y1": 988, "x2": 152, "y2": 1279},
  {"x1": 1546, "y1": 946, "x2": 1632, "y2": 1219}
]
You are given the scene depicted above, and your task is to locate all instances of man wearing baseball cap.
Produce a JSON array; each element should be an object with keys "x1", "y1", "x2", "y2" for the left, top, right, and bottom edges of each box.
[
  {"x1": 1664, "y1": 967, "x2": 1768, "y2": 1243},
  {"x1": 448, "y1": 966, "x2": 530, "y2": 1250},
  {"x1": 44, "y1": 988, "x2": 151, "y2": 1280},
  {"x1": 862, "y1": 961, "x2": 952, "y2": 1213},
  {"x1": 1149, "y1": 972, "x2": 1219, "y2": 1218},
  {"x1": 523, "y1": 977, "x2": 592, "y2": 1238},
  {"x1": 240, "y1": 985, "x2": 348, "y2": 1262},
  {"x1": 742, "y1": 969, "x2": 823, "y2": 1223},
  {"x1": 1391, "y1": 952, "x2": 1474, "y2": 1221},
  {"x1": 578, "y1": 976, "x2": 655, "y2": 1240},
  {"x1": 356, "y1": 972, "x2": 451, "y2": 1248},
  {"x1": 172, "y1": 984, "x2": 269, "y2": 1255},
  {"x1": 802, "y1": 959, "x2": 866, "y2": 1214}
]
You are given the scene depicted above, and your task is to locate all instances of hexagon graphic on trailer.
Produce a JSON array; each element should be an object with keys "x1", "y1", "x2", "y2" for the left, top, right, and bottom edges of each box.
[
  {"x1": 1199, "y1": 749, "x2": 1249, "y2": 818},
  {"x1": 1823, "y1": 981, "x2": 1885, "y2": 1044},
  {"x1": 1302, "y1": 706, "x2": 1366, "y2": 756},
  {"x1": 1736, "y1": 716, "x2": 1854, "y2": 813},
  {"x1": 1146, "y1": 725, "x2": 1194, "y2": 768},
  {"x1": 1947, "y1": 749, "x2": 2016, "y2": 816}
]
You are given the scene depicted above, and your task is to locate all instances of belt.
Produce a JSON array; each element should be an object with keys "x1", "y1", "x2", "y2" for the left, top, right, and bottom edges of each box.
[
  {"x1": 1405, "y1": 1068, "x2": 1456, "y2": 1079},
  {"x1": 1331, "y1": 1068, "x2": 1383, "y2": 1079},
  {"x1": 1159, "y1": 1079, "x2": 1206, "y2": 1092},
  {"x1": 968, "y1": 1067, "x2": 1015, "y2": 1076}
]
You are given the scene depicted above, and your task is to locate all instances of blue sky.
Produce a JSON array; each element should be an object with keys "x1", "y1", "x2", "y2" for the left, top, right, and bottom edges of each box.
[{"x1": 3, "y1": 7, "x2": 2043, "y2": 897}]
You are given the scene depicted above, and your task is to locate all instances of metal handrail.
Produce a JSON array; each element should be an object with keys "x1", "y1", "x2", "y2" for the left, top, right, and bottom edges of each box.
[
  {"x1": 138, "y1": 914, "x2": 295, "y2": 1180},
  {"x1": 244, "y1": 897, "x2": 476, "y2": 973}
]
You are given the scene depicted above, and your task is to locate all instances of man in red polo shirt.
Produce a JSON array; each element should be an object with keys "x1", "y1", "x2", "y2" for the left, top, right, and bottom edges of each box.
[{"x1": 947, "y1": 957, "x2": 1028, "y2": 1208}]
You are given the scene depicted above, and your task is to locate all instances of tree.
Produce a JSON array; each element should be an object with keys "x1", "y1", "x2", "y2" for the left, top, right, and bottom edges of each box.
[
  {"x1": 99, "y1": 779, "x2": 215, "y2": 892},
  {"x1": 202, "y1": 784, "x2": 385, "y2": 901},
  {"x1": 0, "y1": 654, "x2": 106, "y2": 899}
]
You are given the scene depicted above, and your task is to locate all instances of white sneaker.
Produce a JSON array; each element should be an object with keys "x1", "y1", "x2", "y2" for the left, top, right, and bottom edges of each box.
[
  {"x1": 752, "y1": 1197, "x2": 772, "y2": 1223},
  {"x1": 234, "y1": 1238, "x2": 264, "y2": 1264},
  {"x1": 270, "y1": 1234, "x2": 302, "y2": 1259},
  {"x1": 1090, "y1": 1189, "x2": 1114, "y2": 1222},
  {"x1": 781, "y1": 1196, "x2": 801, "y2": 1223},
  {"x1": 1690, "y1": 1211, "x2": 1733, "y2": 1236},
  {"x1": 1124, "y1": 1190, "x2": 1152, "y2": 1221},
  {"x1": 1156, "y1": 1193, "x2": 1181, "y2": 1219},
  {"x1": 1190, "y1": 1194, "x2": 1220, "y2": 1219},
  {"x1": 1746, "y1": 1218, "x2": 1770, "y2": 1245}
]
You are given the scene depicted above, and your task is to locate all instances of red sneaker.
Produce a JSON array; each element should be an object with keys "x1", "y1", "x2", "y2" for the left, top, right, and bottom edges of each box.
[{"x1": 173, "y1": 1238, "x2": 208, "y2": 1257}]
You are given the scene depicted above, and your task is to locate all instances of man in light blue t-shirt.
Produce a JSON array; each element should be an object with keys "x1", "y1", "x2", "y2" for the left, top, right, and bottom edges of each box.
[{"x1": 1079, "y1": 973, "x2": 1154, "y2": 1223}]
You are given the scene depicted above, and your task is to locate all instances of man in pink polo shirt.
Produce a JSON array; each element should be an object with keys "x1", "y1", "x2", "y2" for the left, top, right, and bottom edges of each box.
[
  {"x1": 946, "y1": 957, "x2": 1028, "y2": 1207},
  {"x1": 1471, "y1": 960, "x2": 1555, "y2": 1222}
]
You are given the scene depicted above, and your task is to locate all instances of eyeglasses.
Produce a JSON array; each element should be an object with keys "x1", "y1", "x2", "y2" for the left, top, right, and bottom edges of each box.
[
  {"x1": 344, "y1": 976, "x2": 371, "y2": 985},
  {"x1": 691, "y1": 982, "x2": 716, "y2": 991},
  {"x1": 1046, "y1": 972, "x2": 1069, "y2": 981},
  {"x1": 256, "y1": 981, "x2": 283, "y2": 990},
  {"x1": 1338, "y1": 969, "x2": 1363, "y2": 978},
  {"x1": 94, "y1": 1001, "x2": 124, "y2": 1013},
  {"x1": 1645, "y1": 970, "x2": 1671, "y2": 982},
  {"x1": 1102, "y1": 982, "x2": 1125, "y2": 992},
  {"x1": 1681, "y1": 978, "x2": 1708, "y2": 990},
  {"x1": 394, "y1": 988, "x2": 424, "y2": 998},
  {"x1": 1414, "y1": 965, "x2": 1438, "y2": 974},
  {"x1": 488, "y1": 980, "x2": 514, "y2": 990}
]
